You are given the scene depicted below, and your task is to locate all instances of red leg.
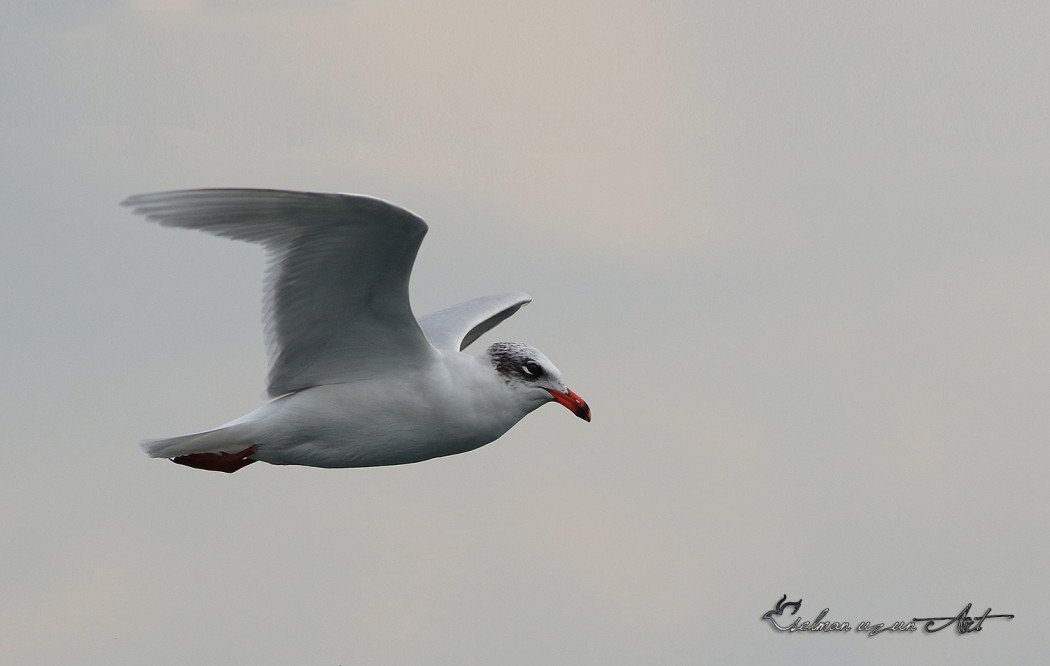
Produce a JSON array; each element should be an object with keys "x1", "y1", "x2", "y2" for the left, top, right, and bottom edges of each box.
[{"x1": 171, "y1": 446, "x2": 257, "y2": 473}]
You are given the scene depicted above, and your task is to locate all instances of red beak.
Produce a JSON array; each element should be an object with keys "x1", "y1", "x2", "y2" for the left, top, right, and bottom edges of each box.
[{"x1": 546, "y1": 388, "x2": 591, "y2": 422}]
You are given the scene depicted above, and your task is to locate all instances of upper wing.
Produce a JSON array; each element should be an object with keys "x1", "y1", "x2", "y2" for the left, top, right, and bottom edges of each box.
[
  {"x1": 123, "y1": 188, "x2": 438, "y2": 396},
  {"x1": 419, "y1": 291, "x2": 532, "y2": 351}
]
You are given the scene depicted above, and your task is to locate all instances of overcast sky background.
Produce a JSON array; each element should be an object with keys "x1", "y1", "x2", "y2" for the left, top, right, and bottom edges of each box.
[{"x1": 2, "y1": 1, "x2": 1048, "y2": 663}]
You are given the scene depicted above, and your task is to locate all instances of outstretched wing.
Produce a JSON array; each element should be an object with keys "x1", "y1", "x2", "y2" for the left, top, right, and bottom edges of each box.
[
  {"x1": 123, "y1": 188, "x2": 438, "y2": 396},
  {"x1": 419, "y1": 291, "x2": 532, "y2": 351}
]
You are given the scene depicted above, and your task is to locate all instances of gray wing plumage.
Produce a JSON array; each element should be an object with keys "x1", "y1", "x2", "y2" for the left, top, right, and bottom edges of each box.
[
  {"x1": 419, "y1": 291, "x2": 532, "y2": 351},
  {"x1": 123, "y1": 188, "x2": 438, "y2": 396}
]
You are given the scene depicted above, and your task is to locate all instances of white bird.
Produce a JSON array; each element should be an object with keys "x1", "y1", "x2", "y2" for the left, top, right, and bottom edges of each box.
[{"x1": 123, "y1": 189, "x2": 590, "y2": 473}]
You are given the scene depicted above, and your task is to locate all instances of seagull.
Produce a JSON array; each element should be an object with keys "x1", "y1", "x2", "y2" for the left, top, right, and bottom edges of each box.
[{"x1": 123, "y1": 189, "x2": 590, "y2": 473}]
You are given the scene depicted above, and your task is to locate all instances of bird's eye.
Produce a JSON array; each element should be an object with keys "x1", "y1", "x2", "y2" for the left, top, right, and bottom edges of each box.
[{"x1": 521, "y1": 362, "x2": 545, "y2": 379}]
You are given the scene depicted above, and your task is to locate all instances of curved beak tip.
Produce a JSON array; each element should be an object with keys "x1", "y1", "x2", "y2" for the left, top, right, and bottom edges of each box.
[{"x1": 548, "y1": 388, "x2": 591, "y2": 422}]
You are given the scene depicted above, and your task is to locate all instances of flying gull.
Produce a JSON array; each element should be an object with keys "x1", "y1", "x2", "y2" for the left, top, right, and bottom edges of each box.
[{"x1": 123, "y1": 189, "x2": 590, "y2": 473}]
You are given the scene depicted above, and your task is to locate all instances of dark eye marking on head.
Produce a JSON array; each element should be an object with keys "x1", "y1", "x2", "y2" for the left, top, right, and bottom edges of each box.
[
  {"x1": 487, "y1": 342, "x2": 547, "y2": 382},
  {"x1": 520, "y1": 361, "x2": 545, "y2": 379}
]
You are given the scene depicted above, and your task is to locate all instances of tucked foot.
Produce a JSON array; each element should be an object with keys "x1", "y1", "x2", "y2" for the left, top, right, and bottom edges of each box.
[{"x1": 171, "y1": 446, "x2": 257, "y2": 473}]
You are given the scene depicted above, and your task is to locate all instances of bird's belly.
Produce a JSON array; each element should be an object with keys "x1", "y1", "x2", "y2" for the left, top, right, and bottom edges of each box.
[
  {"x1": 247, "y1": 382, "x2": 518, "y2": 468},
  {"x1": 256, "y1": 427, "x2": 494, "y2": 468}
]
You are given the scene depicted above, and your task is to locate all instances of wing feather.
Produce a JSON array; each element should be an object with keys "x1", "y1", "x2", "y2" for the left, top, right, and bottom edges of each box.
[
  {"x1": 419, "y1": 292, "x2": 532, "y2": 351},
  {"x1": 124, "y1": 188, "x2": 437, "y2": 395}
]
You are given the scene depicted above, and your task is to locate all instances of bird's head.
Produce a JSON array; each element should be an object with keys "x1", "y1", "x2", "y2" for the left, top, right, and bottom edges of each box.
[{"x1": 486, "y1": 342, "x2": 591, "y2": 421}]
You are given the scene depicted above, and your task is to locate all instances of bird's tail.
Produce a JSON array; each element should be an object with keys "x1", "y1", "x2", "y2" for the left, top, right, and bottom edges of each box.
[{"x1": 140, "y1": 424, "x2": 253, "y2": 459}]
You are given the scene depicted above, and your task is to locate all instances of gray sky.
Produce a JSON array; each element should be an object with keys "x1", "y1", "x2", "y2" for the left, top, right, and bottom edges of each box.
[{"x1": 2, "y1": 1, "x2": 1047, "y2": 663}]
